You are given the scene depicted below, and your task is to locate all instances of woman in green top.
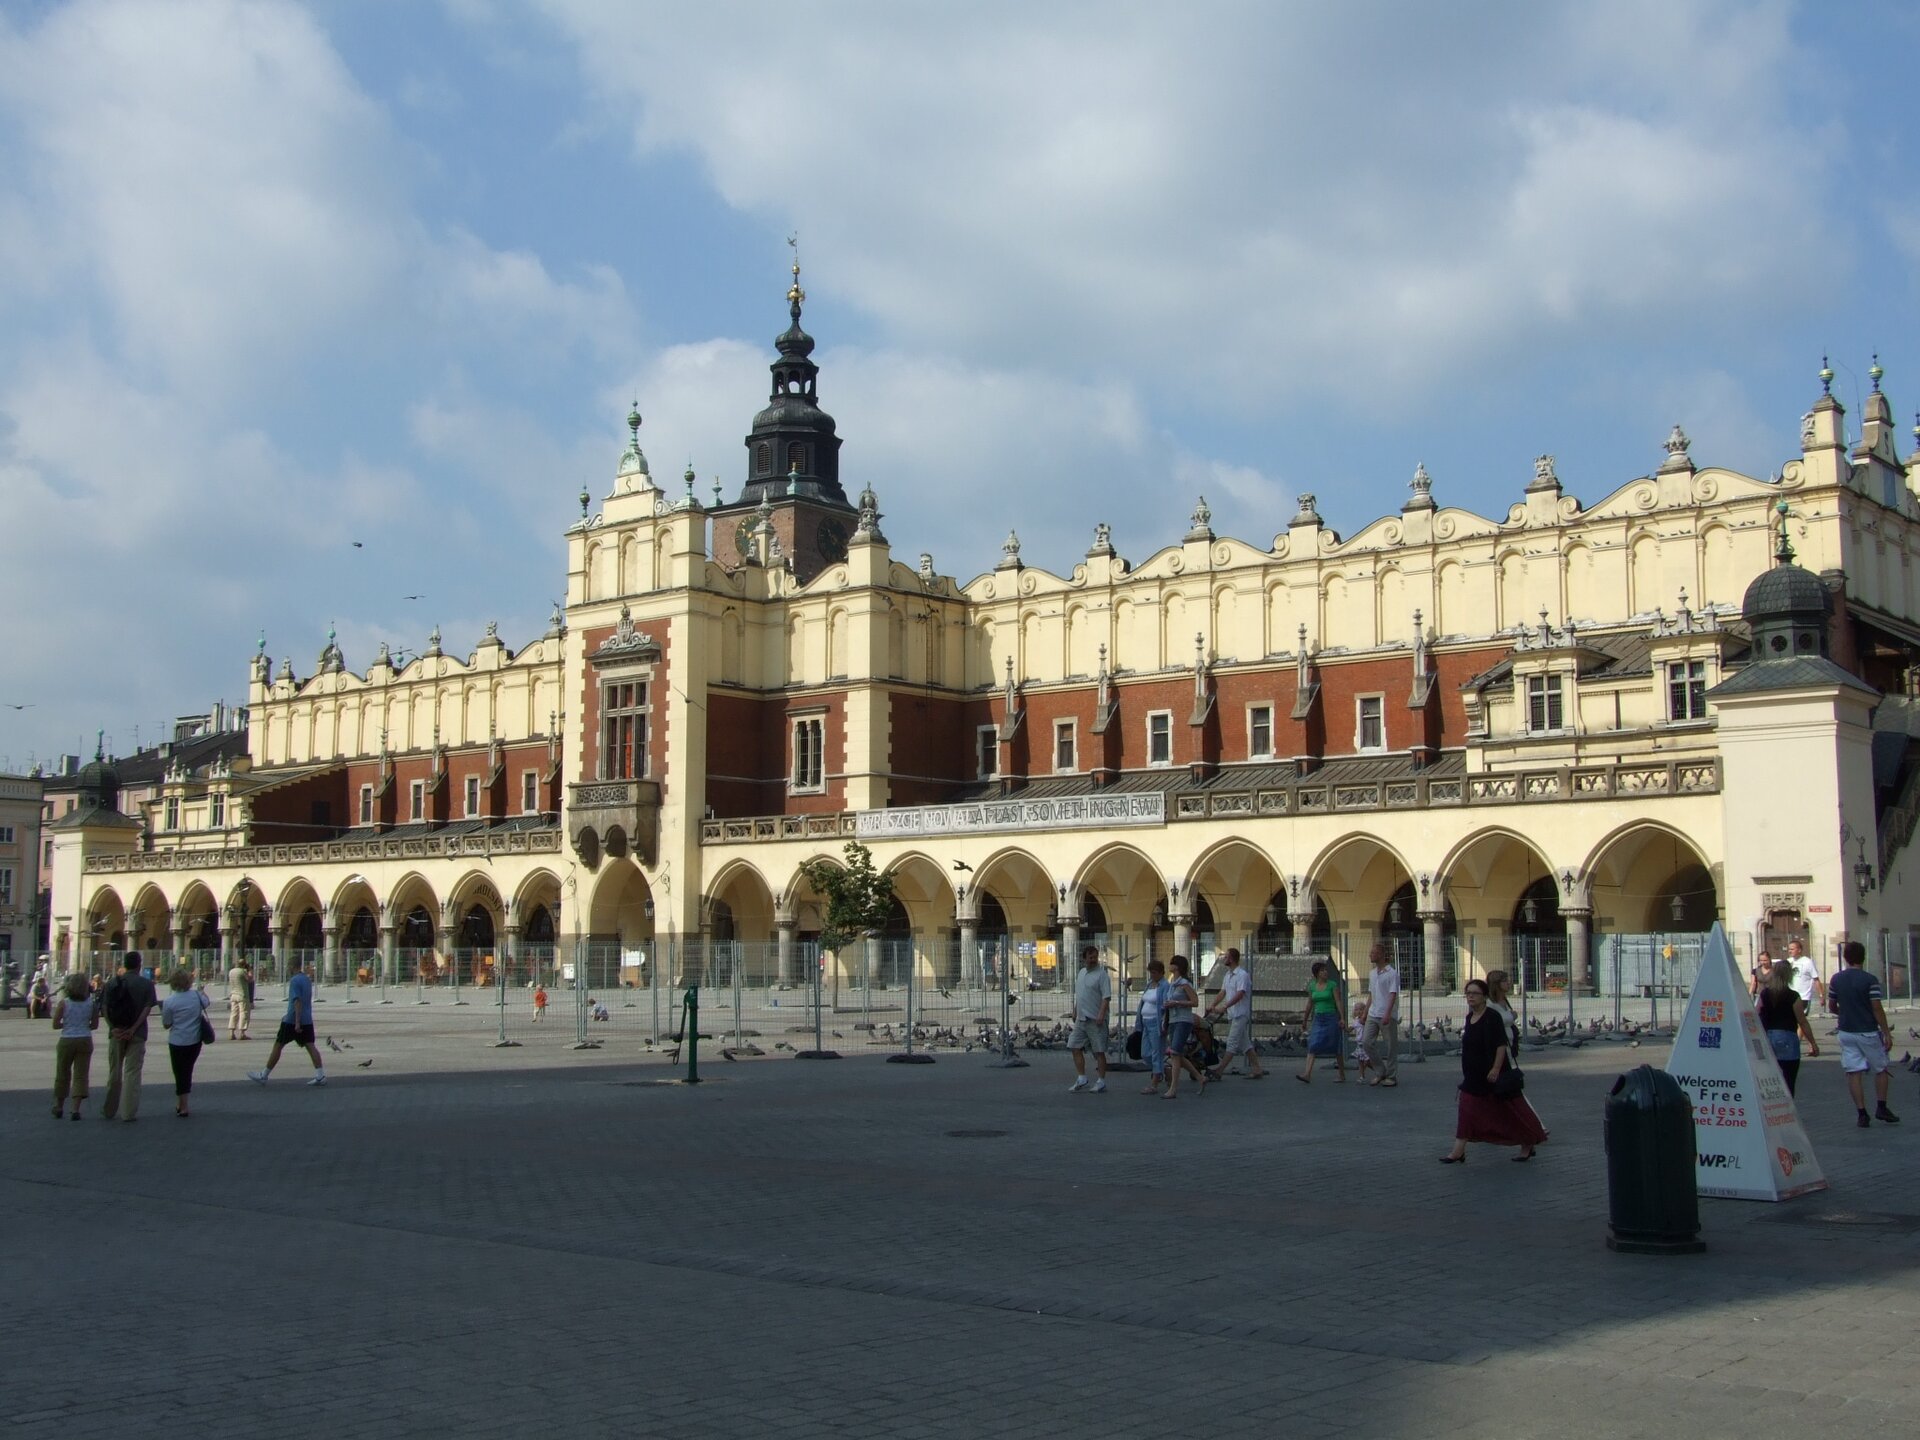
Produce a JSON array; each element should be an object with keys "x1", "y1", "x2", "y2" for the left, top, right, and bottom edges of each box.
[{"x1": 1296, "y1": 960, "x2": 1345, "y2": 1084}]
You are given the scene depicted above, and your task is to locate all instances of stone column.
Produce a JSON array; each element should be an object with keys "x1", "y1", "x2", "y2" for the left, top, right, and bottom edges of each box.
[
  {"x1": 381, "y1": 922, "x2": 398, "y2": 984},
  {"x1": 1564, "y1": 909, "x2": 1592, "y2": 992},
  {"x1": 1172, "y1": 913, "x2": 1193, "y2": 959},
  {"x1": 1420, "y1": 911, "x2": 1448, "y2": 991},
  {"x1": 220, "y1": 914, "x2": 239, "y2": 979},
  {"x1": 322, "y1": 925, "x2": 340, "y2": 986},
  {"x1": 436, "y1": 924, "x2": 456, "y2": 987},
  {"x1": 171, "y1": 925, "x2": 190, "y2": 975},
  {"x1": 503, "y1": 923, "x2": 520, "y2": 986},
  {"x1": 1061, "y1": 919, "x2": 1081, "y2": 971},
  {"x1": 776, "y1": 916, "x2": 797, "y2": 987},
  {"x1": 271, "y1": 923, "x2": 290, "y2": 981},
  {"x1": 958, "y1": 917, "x2": 978, "y2": 985}
]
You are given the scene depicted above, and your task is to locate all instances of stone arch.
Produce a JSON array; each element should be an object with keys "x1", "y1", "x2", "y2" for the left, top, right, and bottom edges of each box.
[
  {"x1": 1377, "y1": 566, "x2": 1409, "y2": 645},
  {"x1": 1184, "y1": 837, "x2": 1284, "y2": 943},
  {"x1": 1434, "y1": 827, "x2": 1560, "y2": 980},
  {"x1": 1496, "y1": 549, "x2": 1527, "y2": 630},
  {"x1": 1435, "y1": 560, "x2": 1469, "y2": 638},
  {"x1": 1308, "y1": 833, "x2": 1415, "y2": 971},
  {"x1": 126, "y1": 882, "x2": 171, "y2": 955},
  {"x1": 386, "y1": 871, "x2": 442, "y2": 982},
  {"x1": 1073, "y1": 841, "x2": 1164, "y2": 940},
  {"x1": 882, "y1": 852, "x2": 955, "y2": 986},
  {"x1": 83, "y1": 884, "x2": 127, "y2": 961},
  {"x1": 1581, "y1": 820, "x2": 1719, "y2": 933},
  {"x1": 827, "y1": 606, "x2": 851, "y2": 678},
  {"x1": 175, "y1": 880, "x2": 221, "y2": 960}
]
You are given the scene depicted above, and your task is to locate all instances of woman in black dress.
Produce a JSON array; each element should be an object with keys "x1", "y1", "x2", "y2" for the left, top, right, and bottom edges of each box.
[{"x1": 1439, "y1": 979, "x2": 1547, "y2": 1164}]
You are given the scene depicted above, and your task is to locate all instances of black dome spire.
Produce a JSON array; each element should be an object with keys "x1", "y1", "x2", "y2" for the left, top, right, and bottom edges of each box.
[{"x1": 739, "y1": 240, "x2": 846, "y2": 506}]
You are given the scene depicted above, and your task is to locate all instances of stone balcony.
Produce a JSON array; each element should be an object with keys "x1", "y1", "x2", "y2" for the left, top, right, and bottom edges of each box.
[{"x1": 567, "y1": 778, "x2": 662, "y2": 866}]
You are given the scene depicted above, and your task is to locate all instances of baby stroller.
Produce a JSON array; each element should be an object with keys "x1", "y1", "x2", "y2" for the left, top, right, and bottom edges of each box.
[{"x1": 1169, "y1": 1013, "x2": 1223, "y2": 1085}]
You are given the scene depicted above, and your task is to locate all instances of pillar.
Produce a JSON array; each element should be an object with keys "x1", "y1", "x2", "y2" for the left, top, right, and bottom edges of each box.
[
  {"x1": 1420, "y1": 911, "x2": 1447, "y2": 991},
  {"x1": 436, "y1": 925, "x2": 455, "y2": 986},
  {"x1": 220, "y1": 916, "x2": 238, "y2": 978},
  {"x1": 1061, "y1": 919, "x2": 1082, "y2": 974},
  {"x1": 776, "y1": 917, "x2": 797, "y2": 986},
  {"x1": 503, "y1": 923, "x2": 520, "y2": 986},
  {"x1": 171, "y1": 925, "x2": 190, "y2": 974},
  {"x1": 1172, "y1": 913, "x2": 1193, "y2": 959},
  {"x1": 1565, "y1": 909, "x2": 1592, "y2": 991},
  {"x1": 322, "y1": 925, "x2": 340, "y2": 985},
  {"x1": 381, "y1": 922, "x2": 398, "y2": 984},
  {"x1": 958, "y1": 917, "x2": 978, "y2": 985},
  {"x1": 271, "y1": 923, "x2": 290, "y2": 981}
]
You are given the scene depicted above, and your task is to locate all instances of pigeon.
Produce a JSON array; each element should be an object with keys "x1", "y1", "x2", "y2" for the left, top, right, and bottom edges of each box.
[
  {"x1": 356, "y1": 1059, "x2": 373, "y2": 1068},
  {"x1": 721, "y1": 1049, "x2": 738, "y2": 1062},
  {"x1": 351, "y1": 541, "x2": 364, "y2": 548},
  {"x1": 326, "y1": 1036, "x2": 343, "y2": 1053}
]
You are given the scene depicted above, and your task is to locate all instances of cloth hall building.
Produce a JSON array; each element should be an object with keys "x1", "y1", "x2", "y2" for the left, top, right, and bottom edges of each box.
[{"x1": 44, "y1": 282, "x2": 1920, "y2": 996}]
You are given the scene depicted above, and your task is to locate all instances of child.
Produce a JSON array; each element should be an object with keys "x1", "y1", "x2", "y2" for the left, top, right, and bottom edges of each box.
[
  {"x1": 1350, "y1": 997, "x2": 1373, "y2": 1082},
  {"x1": 533, "y1": 986, "x2": 548, "y2": 1022}
]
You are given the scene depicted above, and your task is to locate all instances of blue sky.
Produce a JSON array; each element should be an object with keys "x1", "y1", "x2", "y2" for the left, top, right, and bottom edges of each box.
[{"x1": 2, "y1": 0, "x2": 1917, "y2": 768}]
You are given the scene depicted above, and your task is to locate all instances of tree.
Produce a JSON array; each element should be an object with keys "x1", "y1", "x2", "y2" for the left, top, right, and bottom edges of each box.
[{"x1": 798, "y1": 841, "x2": 897, "y2": 957}]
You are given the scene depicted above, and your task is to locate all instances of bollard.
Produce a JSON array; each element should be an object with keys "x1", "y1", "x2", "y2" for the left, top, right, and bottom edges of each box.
[
  {"x1": 493, "y1": 970, "x2": 519, "y2": 1048},
  {"x1": 682, "y1": 985, "x2": 700, "y2": 1083},
  {"x1": 1604, "y1": 1065, "x2": 1705, "y2": 1255}
]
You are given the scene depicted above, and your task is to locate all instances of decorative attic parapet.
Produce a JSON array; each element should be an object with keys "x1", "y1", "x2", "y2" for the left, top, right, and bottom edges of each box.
[{"x1": 1651, "y1": 589, "x2": 1725, "y2": 638}]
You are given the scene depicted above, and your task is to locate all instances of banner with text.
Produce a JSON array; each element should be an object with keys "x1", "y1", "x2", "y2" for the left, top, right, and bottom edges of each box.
[
  {"x1": 1665, "y1": 923, "x2": 1827, "y2": 1202},
  {"x1": 855, "y1": 792, "x2": 1167, "y2": 840}
]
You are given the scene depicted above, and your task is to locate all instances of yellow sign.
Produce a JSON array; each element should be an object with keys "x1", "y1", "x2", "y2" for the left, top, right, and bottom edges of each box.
[{"x1": 1035, "y1": 939, "x2": 1058, "y2": 974}]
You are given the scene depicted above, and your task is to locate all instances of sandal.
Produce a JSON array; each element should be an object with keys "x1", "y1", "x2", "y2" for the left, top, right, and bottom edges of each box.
[
  {"x1": 1438, "y1": 1153, "x2": 1466, "y2": 1164},
  {"x1": 1162, "y1": 1091, "x2": 1179, "y2": 1100},
  {"x1": 1294, "y1": 1073, "x2": 1310, "y2": 1084}
]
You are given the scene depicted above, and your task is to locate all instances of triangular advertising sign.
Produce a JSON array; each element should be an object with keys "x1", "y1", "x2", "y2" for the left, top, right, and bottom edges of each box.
[{"x1": 1666, "y1": 923, "x2": 1827, "y2": 1201}]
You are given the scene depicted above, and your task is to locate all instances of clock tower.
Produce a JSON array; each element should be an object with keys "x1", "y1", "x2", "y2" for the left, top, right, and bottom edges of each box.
[{"x1": 710, "y1": 246, "x2": 858, "y2": 584}]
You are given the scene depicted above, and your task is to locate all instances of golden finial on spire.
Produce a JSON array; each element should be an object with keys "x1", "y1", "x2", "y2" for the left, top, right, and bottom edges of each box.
[{"x1": 785, "y1": 232, "x2": 805, "y2": 308}]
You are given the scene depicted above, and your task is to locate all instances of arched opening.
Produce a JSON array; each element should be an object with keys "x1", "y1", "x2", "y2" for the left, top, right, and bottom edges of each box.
[
  {"x1": 1509, "y1": 876, "x2": 1563, "y2": 992},
  {"x1": 1381, "y1": 880, "x2": 1458, "y2": 989}
]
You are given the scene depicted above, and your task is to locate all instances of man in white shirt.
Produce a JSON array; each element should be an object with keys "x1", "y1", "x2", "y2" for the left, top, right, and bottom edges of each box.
[
  {"x1": 1786, "y1": 938, "x2": 1824, "y2": 1012},
  {"x1": 1068, "y1": 945, "x2": 1111, "y2": 1093},
  {"x1": 1204, "y1": 948, "x2": 1265, "y2": 1079},
  {"x1": 1363, "y1": 943, "x2": 1400, "y2": 1087}
]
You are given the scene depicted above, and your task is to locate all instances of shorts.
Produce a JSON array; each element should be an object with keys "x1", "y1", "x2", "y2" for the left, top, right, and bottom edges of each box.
[
  {"x1": 1068, "y1": 1018, "x2": 1108, "y2": 1055},
  {"x1": 1837, "y1": 1030, "x2": 1889, "y2": 1075},
  {"x1": 275, "y1": 1022, "x2": 317, "y2": 1048},
  {"x1": 1224, "y1": 1014, "x2": 1253, "y2": 1056}
]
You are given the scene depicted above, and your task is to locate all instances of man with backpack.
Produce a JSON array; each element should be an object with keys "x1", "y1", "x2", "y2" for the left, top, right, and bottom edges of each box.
[{"x1": 101, "y1": 951, "x2": 158, "y2": 1122}]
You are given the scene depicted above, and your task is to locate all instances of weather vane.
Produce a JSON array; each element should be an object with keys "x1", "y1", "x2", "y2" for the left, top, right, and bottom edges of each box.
[{"x1": 786, "y1": 232, "x2": 804, "y2": 307}]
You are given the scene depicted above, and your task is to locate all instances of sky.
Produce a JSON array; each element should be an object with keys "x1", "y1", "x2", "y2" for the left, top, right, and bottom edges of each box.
[{"x1": 2, "y1": 0, "x2": 1917, "y2": 769}]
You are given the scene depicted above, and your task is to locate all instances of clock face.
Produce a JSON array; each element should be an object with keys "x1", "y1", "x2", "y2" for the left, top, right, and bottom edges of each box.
[
  {"x1": 816, "y1": 518, "x2": 849, "y2": 562},
  {"x1": 734, "y1": 517, "x2": 759, "y2": 557}
]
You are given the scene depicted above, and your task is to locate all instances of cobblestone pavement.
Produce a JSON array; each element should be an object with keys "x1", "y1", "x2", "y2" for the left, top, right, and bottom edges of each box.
[{"x1": 3, "y1": 1001, "x2": 1918, "y2": 1439}]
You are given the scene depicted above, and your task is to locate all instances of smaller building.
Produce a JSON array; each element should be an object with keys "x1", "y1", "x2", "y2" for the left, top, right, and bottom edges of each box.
[{"x1": 0, "y1": 770, "x2": 46, "y2": 983}]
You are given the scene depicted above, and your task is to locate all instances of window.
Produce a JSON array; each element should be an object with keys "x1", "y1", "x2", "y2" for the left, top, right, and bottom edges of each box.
[
  {"x1": 522, "y1": 770, "x2": 539, "y2": 814},
  {"x1": 359, "y1": 784, "x2": 374, "y2": 826},
  {"x1": 310, "y1": 800, "x2": 331, "y2": 828},
  {"x1": 410, "y1": 780, "x2": 425, "y2": 821},
  {"x1": 791, "y1": 716, "x2": 825, "y2": 792},
  {"x1": 1667, "y1": 660, "x2": 1707, "y2": 721},
  {"x1": 601, "y1": 679, "x2": 651, "y2": 780},
  {"x1": 0, "y1": 824, "x2": 13, "y2": 844},
  {"x1": 1147, "y1": 711, "x2": 1173, "y2": 767},
  {"x1": 977, "y1": 726, "x2": 999, "y2": 780},
  {"x1": 1054, "y1": 719, "x2": 1077, "y2": 773},
  {"x1": 44, "y1": 839, "x2": 54, "y2": 869},
  {"x1": 1355, "y1": 695, "x2": 1385, "y2": 752},
  {"x1": 787, "y1": 442, "x2": 806, "y2": 474},
  {"x1": 209, "y1": 793, "x2": 225, "y2": 828},
  {"x1": 757, "y1": 441, "x2": 772, "y2": 475},
  {"x1": 465, "y1": 775, "x2": 481, "y2": 817},
  {"x1": 1248, "y1": 704, "x2": 1274, "y2": 759},
  {"x1": 164, "y1": 798, "x2": 179, "y2": 831},
  {"x1": 0, "y1": 867, "x2": 11, "y2": 905},
  {"x1": 1526, "y1": 674, "x2": 1564, "y2": 733}
]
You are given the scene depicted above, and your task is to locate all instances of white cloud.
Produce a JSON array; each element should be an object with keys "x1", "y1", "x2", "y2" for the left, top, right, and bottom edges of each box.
[{"x1": 533, "y1": 0, "x2": 1826, "y2": 413}]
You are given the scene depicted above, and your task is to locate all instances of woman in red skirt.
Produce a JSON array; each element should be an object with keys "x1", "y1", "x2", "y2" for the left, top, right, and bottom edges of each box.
[{"x1": 1439, "y1": 978, "x2": 1547, "y2": 1163}]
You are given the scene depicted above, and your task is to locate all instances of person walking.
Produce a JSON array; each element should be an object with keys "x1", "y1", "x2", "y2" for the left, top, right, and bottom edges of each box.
[
  {"x1": 1204, "y1": 947, "x2": 1265, "y2": 1079},
  {"x1": 1296, "y1": 960, "x2": 1345, "y2": 1083},
  {"x1": 1363, "y1": 943, "x2": 1401, "y2": 1088},
  {"x1": 1756, "y1": 959, "x2": 1819, "y2": 1096},
  {"x1": 1829, "y1": 940, "x2": 1897, "y2": 1127},
  {"x1": 248, "y1": 954, "x2": 327, "y2": 1087},
  {"x1": 1439, "y1": 978, "x2": 1548, "y2": 1163},
  {"x1": 1786, "y1": 938, "x2": 1824, "y2": 1015},
  {"x1": 227, "y1": 956, "x2": 253, "y2": 1040},
  {"x1": 159, "y1": 967, "x2": 211, "y2": 1117},
  {"x1": 1067, "y1": 945, "x2": 1111, "y2": 1093},
  {"x1": 100, "y1": 951, "x2": 158, "y2": 1123},
  {"x1": 1135, "y1": 958, "x2": 1169, "y2": 1093},
  {"x1": 533, "y1": 985, "x2": 548, "y2": 1022},
  {"x1": 1749, "y1": 950, "x2": 1773, "y2": 1000},
  {"x1": 1161, "y1": 955, "x2": 1203, "y2": 1099},
  {"x1": 51, "y1": 973, "x2": 100, "y2": 1120}
]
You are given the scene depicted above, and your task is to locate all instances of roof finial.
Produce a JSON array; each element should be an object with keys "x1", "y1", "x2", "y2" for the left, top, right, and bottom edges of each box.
[
  {"x1": 1774, "y1": 496, "x2": 1795, "y2": 567},
  {"x1": 785, "y1": 232, "x2": 805, "y2": 318},
  {"x1": 1869, "y1": 353, "x2": 1884, "y2": 393},
  {"x1": 1820, "y1": 355, "x2": 1834, "y2": 396},
  {"x1": 628, "y1": 398, "x2": 641, "y2": 437}
]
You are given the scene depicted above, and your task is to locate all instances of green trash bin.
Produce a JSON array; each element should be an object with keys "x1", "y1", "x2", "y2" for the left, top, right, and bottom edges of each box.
[{"x1": 1605, "y1": 1065, "x2": 1705, "y2": 1255}]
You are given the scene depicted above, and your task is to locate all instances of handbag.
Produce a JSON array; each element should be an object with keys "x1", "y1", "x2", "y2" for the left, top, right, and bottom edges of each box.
[
  {"x1": 1491, "y1": 1065, "x2": 1523, "y2": 1099},
  {"x1": 198, "y1": 997, "x2": 216, "y2": 1046}
]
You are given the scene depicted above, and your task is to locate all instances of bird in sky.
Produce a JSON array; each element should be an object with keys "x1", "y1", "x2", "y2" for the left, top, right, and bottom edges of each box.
[
  {"x1": 952, "y1": 859, "x2": 973, "y2": 873},
  {"x1": 351, "y1": 541, "x2": 364, "y2": 549},
  {"x1": 4, "y1": 703, "x2": 31, "y2": 710},
  {"x1": 402, "y1": 594, "x2": 425, "y2": 601}
]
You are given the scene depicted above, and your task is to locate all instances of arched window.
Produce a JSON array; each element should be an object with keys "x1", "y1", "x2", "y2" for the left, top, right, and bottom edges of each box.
[
  {"x1": 787, "y1": 442, "x2": 806, "y2": 474},
  {"x1": 756, "y1": 442, "x2": 772, "y2": 475}
]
